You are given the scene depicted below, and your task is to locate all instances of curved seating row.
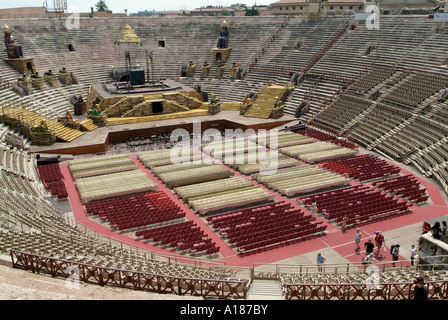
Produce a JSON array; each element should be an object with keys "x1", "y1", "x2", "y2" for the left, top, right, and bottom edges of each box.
[
  {"x1": 279, "y1": 140, "x2": 358, "y2": 163},
  {"x1": 69, "y1": 155, "x2": 136, "y2": 179},
  {"x1": 370, "y1": 174, "x2": 429, "y2": 204},
  {"x1": 253, "y1": 131, "x2": 316, "y2": 149},
  {"x1": 253, "y1": 165, "x2": 350, "y2": 196},
  {"x1": 84, "y1": 191, "x2": 185, "y2": 230},
  {"x1": 207, "y1": 201, "x2": 326, "y2": 256},
  {"x1": 135, "y1": 220, "x2": 220, "y2": 256},
  {"x1": 37, "y1": 163, "x2": 67, "y2": 200},
  {"x1": 137, "y1": 148, "x2": 196, "y2": 168},
  {"x1": 295, "y1": 128, "x2": 358, "y2": 149},
  {"x1": 75, "y1": 169, "x2": 158, "y2": 203},
  {"x1": 296, "y1": 185, "x2": 413, "y2": 227},
  {"x1": 319, "y1": 154, "x2": 401, "y2": 181}
]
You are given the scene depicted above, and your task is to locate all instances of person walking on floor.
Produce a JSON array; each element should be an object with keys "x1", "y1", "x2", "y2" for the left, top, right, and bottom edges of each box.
[
  {"x1": 355, "y1": 228, "x2": 362, "y2": 254},
  {"x1": 374, "y1": 231, "x2": 386, "y2": 258},
  {"x1": 391, "y1": 244, "x2": 400, "y2": 267},
  {"x1": 364, "y1": 239, "x2": 374, "y2": 256}
]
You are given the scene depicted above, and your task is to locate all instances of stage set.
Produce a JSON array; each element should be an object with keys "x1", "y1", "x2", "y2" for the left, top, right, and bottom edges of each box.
[{"x1": 17, "y1": 22, "x2": 295, "y2": 156}]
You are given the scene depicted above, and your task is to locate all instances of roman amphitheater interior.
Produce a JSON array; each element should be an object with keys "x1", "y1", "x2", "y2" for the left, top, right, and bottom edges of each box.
[{"x1": 1, "y1": 3, "x2": 448, "y2": 301}]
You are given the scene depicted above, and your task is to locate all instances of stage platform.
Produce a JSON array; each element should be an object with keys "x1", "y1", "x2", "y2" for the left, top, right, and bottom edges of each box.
[
  {"x1": 96, "y1": 79, "x2": 194, "y2": 98},
  {"x1": 29, "y1": 111, "x2": 297, "y2": 155}
]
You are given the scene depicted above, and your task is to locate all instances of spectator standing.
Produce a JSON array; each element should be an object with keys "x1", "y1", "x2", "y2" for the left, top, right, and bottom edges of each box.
[
  {"x1": 410, "y1": 244, "x2": 418, "y2": 266},
  {"x1": 311, "y1": 201, "x2": 317, "y2": 217},
  {"x1": 432, "y1": 221, "x2": 442, "y2": 240},
  {"x1": 391, "y1": 244, "x2": 400, "y2": 267},
  {"x1": 341, "y1": 215, "x2": 347, "y2": 233},
  {"x1": 441, "y1": 221, "x2": 447, "y2": 243},
  {"x1": 422, "y1": 222, "x2": 431, "y2": 234},
  {"x1": 413, "y1": 277, "x2": 427, "y2": 300},
  {"x1": 316, "y1": 253, "x2": 326, "y2": 272}
]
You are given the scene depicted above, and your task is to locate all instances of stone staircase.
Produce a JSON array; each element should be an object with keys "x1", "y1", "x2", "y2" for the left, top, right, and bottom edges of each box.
[
  {"x1": 121, "y1": 99, "x2": 154, "y2": 117},
  {"x1": 244, "y1": 84, "x2": 290, "y2": 119},
  {"x1": 247, "y1": 279, "x2": 284, "y2": 300},
  {"x1": 2, "y1": 108, "x2": 84, "y2": 142},
  {"x1": 79, "y1": 119, "x2": 98, "y2": 131}
]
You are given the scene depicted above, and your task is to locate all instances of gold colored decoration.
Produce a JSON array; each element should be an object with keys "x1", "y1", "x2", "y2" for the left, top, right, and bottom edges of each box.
[{"x1": 117, "y1": 24, "x2": 141, "y2": 45}]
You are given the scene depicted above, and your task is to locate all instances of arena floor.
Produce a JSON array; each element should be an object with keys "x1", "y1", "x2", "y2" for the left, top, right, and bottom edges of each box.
[{"x1": 55, "y1": 113, "x2": 448, "y2": 272}]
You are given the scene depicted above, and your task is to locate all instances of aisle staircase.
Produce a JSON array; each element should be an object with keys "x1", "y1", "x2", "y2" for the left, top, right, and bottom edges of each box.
[
  {"x1": 79, "y1": 118, "x2": 98, "y2": 131},
  {"x1": 244, "y1": 84, "x2": 290, "y2": 119},
  {"x1": 2, "y1": 108, "x2": 84, "y2": 142},
  {"x1": 247, "y1": 279, "x2": 284, "y2": 300}
]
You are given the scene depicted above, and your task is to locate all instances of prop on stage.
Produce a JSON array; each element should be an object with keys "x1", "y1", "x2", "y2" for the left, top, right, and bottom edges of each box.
[
  {"x1": 3, "y1": 25, "x2": 37, "y2": 76},
  {"x1": 30, "y1": 120, "x2": 56, "y2": 145},
  {"x1": 212, "y1": 21, "x2": 232, "y2": 63}
]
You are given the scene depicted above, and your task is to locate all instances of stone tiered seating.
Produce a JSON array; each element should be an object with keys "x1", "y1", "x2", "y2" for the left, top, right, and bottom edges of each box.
[
  {"x1": 348, "y1": 65, "x2": 396, "y2": 94},
  {"x1": 373, "y1": 116, "x2": 448, "y2": 161},
  {"x1": 382, "y1": 72, "x2": 448, "y2": 111},
  {"x1": 346, "y1": 104, "x2": 412, "y2": 149},
  {"x1": 409, "y1": 139, "x2": 448, "y2": 176},
  {"x1": 280, "y1": 268, "x2": 448, "y2": 300},
  {"x1": 310, "y1": 94, "x2": 373, "y2": 133},
  {"x1": 0, "y1": 188, "x2": 238, "y2": 281}
]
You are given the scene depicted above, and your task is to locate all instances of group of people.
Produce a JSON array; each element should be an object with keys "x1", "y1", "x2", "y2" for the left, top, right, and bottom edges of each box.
[
  {"x1": 315, "y1": 228, "x2": 428, "y2": 300},
  {"x1": 358, "y1": 230, "x2": 410, "y2": 267},
  {"x1": 422, "y1": 220, "x2": 447, "y2": 242},
  {"x1": 421, "y1": 220, "x2": 447, "y2": 256}
]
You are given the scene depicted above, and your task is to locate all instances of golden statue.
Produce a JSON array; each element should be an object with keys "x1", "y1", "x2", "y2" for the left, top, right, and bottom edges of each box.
[
  {"x1": 273, "y1": 96, "x2": 283, "y2": 108},
  {"x1": 4, "y1": 25, "x2": 23, "y2": 59},
  {"x1": 32, "y1": 120, "x2": 52, "y2": 133}
]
